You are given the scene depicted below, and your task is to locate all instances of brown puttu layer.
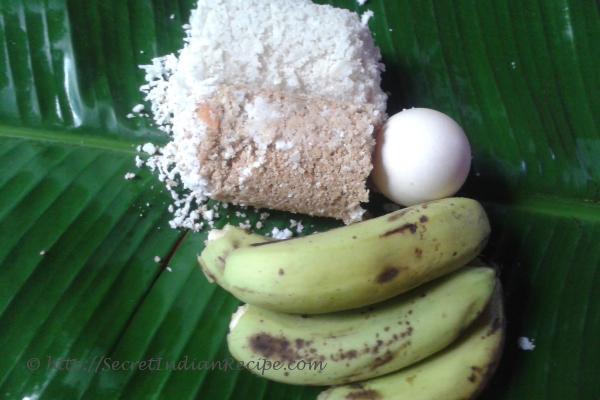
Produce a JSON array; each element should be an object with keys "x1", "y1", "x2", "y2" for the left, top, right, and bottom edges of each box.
[{"x1": 195, "y1": 86, "x2": 383, "y2": 223}]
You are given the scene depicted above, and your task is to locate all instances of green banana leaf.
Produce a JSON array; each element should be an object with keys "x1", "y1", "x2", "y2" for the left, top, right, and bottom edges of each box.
[{"x1": 0, "y1": 0, "x2": 598, "y2": 399}]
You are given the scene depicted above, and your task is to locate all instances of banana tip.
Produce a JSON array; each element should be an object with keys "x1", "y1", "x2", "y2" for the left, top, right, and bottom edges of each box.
[{"x1": 229, "y1": 304, "x2": 248, "y2": 332}]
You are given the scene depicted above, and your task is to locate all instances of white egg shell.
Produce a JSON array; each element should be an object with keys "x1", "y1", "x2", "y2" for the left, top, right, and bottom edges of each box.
[{"x1": 372, "y1": 108, "x2": 471, "y2": 206}]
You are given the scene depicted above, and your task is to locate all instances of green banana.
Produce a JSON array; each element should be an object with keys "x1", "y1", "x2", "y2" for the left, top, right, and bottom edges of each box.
[
  {"x1": 317, "y1": 285, "x2": 505, "y2": 400},
  {"x1": 226, "y1": 266, "x2": 496, "y2": 386},
  {"x1": 200, "y1": 197, "x2": 490, "y2": 314}
]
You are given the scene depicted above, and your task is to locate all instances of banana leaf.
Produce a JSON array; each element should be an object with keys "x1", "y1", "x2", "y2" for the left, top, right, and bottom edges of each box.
[{"x1": 0, "y1": 0, "x2": 598, "y2": 399}]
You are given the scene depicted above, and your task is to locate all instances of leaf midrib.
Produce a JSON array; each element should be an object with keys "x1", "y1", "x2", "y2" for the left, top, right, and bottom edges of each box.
[
  {"x1": 0, "y1": 123, "x2": 142, "y2": 155},
  {"x1": 485, "y1": 195, "x2": 600, "y2": 222},
  {"x1": 2, "y1": 123, "x2": 598, "y2": 221}
]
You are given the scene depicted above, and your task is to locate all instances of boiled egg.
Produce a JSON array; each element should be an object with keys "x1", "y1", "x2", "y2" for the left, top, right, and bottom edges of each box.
[{"x1": 372, "y1": 108, "x2": 471, "y2": 206}]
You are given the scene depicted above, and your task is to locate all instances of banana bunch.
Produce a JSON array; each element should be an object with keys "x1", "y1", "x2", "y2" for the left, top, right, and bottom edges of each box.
[{"x1": 197, "y1": 197, "x2": 504, "y2": 398}]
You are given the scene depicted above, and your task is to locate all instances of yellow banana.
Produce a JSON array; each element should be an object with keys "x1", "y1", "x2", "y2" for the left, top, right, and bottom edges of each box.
[
  {"x1": 200, "y1": 197, "x2": 490, "y2": 314},
  {"x1": 317, "y1": 285, "x2": 505, "y2": 399},
  {"x1": 226, "y1": 267, "x2": 496, "y2": 386}
]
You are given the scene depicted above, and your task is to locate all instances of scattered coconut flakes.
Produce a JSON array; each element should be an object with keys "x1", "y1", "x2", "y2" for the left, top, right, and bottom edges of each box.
[
  {"x1": 271, "y1": 227, "x2": 293, "y2": 240},
  {"x1": 202, "y1": 209, "x2": 215, "y2": 221},
  {"x1": 154, "y1": 256, "x2": 162, "y2": 263},
  {"x1": 361, "y1": 10, "x2": 374, "y2": 26},
  {"x1": 239, "y1": 221, "x2": 252, "y2": 230},
  {"x1": 356, "y1": 0, "x2": 368, "y2": 5},
  {"x1": 166, "y1": 266, "x2": 173, "y2": 272},
  {"x1": 124, "y1": 172, "x2": 136, "y2": 180},
  {"x1": 141, "y1": 143, "x2": 157, "y2": 155},
  {"x1": 348, "y1": 206, "x2": 366, "y2": 222},
  {"x1": 518, "y1": 337, "x2": 536, "y2": 351},
  {"x1": 126, "y1": 113, "x2": 135, "y2": 119},
  {"x1": 135, "y1": 156, "x2": 144, "y2": 168},
  {"x1": 260, "y1": 212, "x2": 270, "y2": 220},
  {"x1": 39, "y1": 250, "x2": 46, "y2": 256},
  {"x1": 132, "y1": 104, "x2": 145, "y2": 113},
  {"x1": 256, "y1": 221, "x2": 263, "y2": 229},
  {"x1": 169, "y1": 14, "x2": 175, "y2": 20},
  {"x1": 287, "y1": 219, "x2": 304, "y2": 233}
]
